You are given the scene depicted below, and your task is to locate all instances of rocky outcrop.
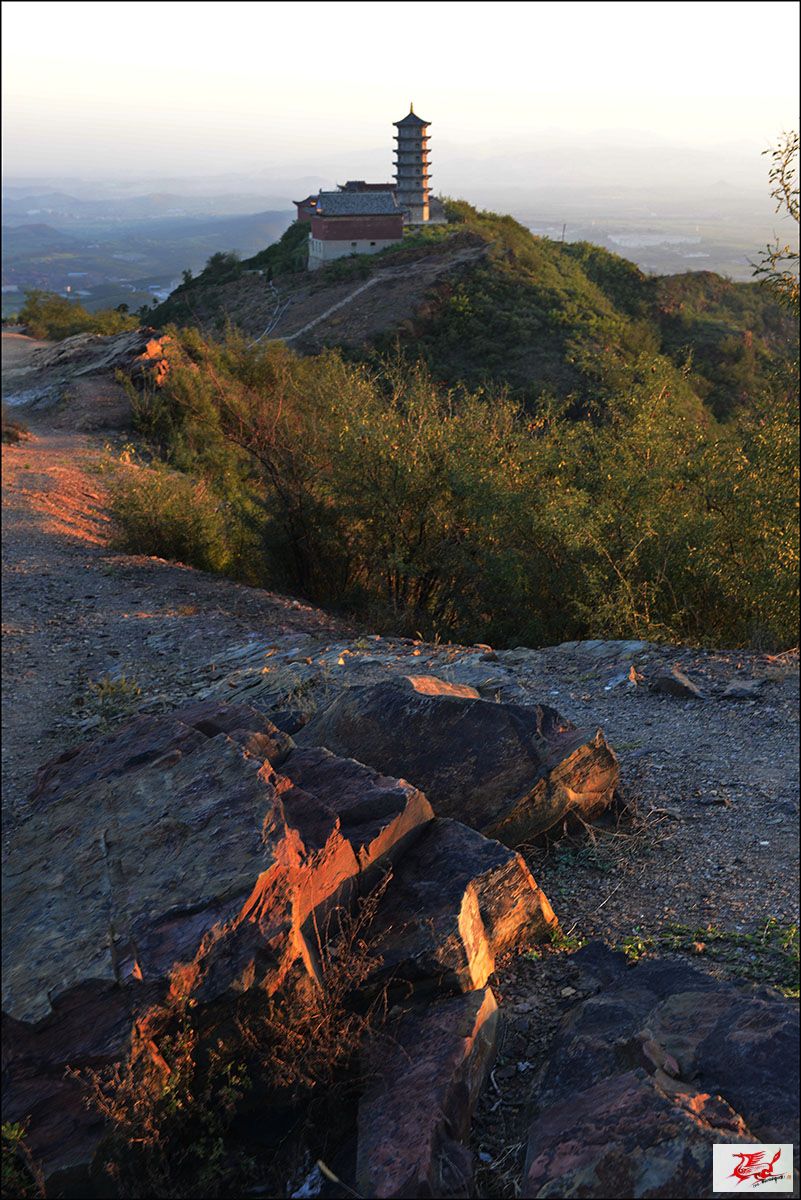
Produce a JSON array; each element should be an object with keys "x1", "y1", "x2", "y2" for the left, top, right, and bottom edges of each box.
[
  {"x1": 523, "y1": 1069, "x2": 752, "y2": 1199},
  {"x1": 298, "y1": 675, "x2": 619, "y2": 844},
  {"x1": 2, "y1": 327, "x2": 170, "y2": 417},
  {"x1": 2, "y1": 698, "x2": 558, "y2": 1193},
  {"x1": 521, "y1": 944, "x2": 800, "y2": 1198}
]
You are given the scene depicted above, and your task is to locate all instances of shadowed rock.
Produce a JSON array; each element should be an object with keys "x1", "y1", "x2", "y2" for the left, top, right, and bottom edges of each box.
[
  {"x1": 357, "y1": 988, "x2": 499, "y2": 1199},
  {"x1": 297, "y1": 675, "x2": 619, "y2": 843},
  {"x1": 522, "y1": 944, "x2": 799, "y2": 1198},
  {"x1": 523, "y1": 1069, "x2": 752, "y2": 1199}
]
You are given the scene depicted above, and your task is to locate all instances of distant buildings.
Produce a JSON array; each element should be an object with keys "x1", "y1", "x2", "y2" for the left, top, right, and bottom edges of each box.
[{"x1": 302, "y1": 105, "x2": 442, "y2": 271}]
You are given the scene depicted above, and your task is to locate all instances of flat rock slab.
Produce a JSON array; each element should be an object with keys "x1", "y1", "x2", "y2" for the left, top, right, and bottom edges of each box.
[
  {"x1": 357, "y1": 988, "x2": 499, "y2": 1199},
  {"x1": 297, "y1": 676, "x2": 619, "y2": 844},
  {"x1": 722, "y1": 678, "x2": 765, "y2": 700},
  {"x1": 652, "y1": 666, "x2": 705, "y2": 699},
  {"x1": 368, "y1": 817, "x2": 556, "y2": 996},
  {"x1": 523, "y1": 1068, "x2": 751, "y2": 1199}
]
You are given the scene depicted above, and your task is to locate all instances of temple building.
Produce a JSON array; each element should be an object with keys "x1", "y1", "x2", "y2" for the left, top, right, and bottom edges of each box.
[
  {"x1": 338, "y1": 180, "x2": 396, "y2": 193},
  {"x1": 302, "y1": 105, "x2": 440, "y2": 269},
  {"x1": 307, "y1": 190, "x2": 404, "y2": 271},
  {"x1": 393, "y1": 104, "x2": 431, "y2": 224}
]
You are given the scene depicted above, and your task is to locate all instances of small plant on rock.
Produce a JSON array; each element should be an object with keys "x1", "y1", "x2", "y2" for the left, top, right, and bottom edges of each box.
[
  {"x1": 1, "y1": 1122, "x2": 44, "y2": 1199},
  {"x1": 84, "y1": 674, "x2": 142, "y2": 725}
]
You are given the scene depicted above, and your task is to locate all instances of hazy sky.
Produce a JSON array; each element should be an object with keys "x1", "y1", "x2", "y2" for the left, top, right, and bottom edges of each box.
[{"x1": 2, "y1": 0, "x2": 799, "y2": 182}]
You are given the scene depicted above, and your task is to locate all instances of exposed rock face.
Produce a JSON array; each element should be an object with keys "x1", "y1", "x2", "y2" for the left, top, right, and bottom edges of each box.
[
  {"x1": 2, "y1": 701, "x2": 438, "y2": 1184},
  {"x1": 521, "y1": 944, "x2": 800, "y2": 1198},
  {"x1": 3, "y1": 699, "x2": 558, "y2": 1193},
  {"x1": 2, "y1": 327, "x2": 170, "y2": 415},
  {"x1": 298, "y1": 676, "x2": 619, "y2": 844},
  {"x1": 357, "y1": 988, "x2": 500, "y2": 1199}
]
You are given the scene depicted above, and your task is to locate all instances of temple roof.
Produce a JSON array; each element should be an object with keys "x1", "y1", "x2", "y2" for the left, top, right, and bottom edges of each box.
[
  {"x1": 293, "y1": 195, "x2": 318, "y2": 207},
  {"x1": 315, "y1": 190, "x2": 401, "y2": 216},
  {"x1": 394, "y1": 106, "x2": 430, "y2": 128},
  {"x1": 338, "y1": 180, "x2": 397, "y2": 192}
]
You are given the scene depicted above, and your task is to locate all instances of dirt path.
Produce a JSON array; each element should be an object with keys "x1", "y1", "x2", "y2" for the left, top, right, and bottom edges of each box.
[{"x1": 1, "y1": 337, "x2": 350, "y2": 817}]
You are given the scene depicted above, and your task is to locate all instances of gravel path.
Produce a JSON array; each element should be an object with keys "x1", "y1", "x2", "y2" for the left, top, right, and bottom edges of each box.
[{"x1": 1, "y1": 335, "x2": 350, "y2": 817}]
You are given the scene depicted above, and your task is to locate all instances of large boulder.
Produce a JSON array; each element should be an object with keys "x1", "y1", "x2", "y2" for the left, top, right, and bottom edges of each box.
[
  {"x1": 297, "y1": 675, "x2": 619, "y2": 844},
  {"x1": 368, "y1": 817, "x2": 556, "y2": 996},
  {"x1": 1, "y1": 702, "x2": 435, "y2": 1187}
]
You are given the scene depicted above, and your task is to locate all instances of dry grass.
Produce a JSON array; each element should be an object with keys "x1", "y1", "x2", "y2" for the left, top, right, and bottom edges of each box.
[{"x1": 71, "y1": 877, "x2": 392, "y2": 1198}]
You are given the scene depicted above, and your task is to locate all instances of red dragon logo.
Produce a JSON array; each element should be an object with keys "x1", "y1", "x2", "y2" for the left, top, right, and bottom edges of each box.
[{"x1": 729, "y1": 1150, "x2": 782, "y2": 1186}]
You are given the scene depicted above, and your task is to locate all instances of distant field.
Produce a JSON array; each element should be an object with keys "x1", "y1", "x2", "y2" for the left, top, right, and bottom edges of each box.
[{"x1": 522, "y1": 213, "x2": 787, "y2": 281}]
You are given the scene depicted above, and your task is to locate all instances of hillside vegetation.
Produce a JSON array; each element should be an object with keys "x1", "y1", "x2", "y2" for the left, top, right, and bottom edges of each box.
[
  {"x1": 152, "y1": 200, "x2": 797, "y2": 423},
  {"x1": 112, "y1": 314, "x2": 797, "y2": 650},
  {"x1": 14, "y1": 290, "x2": 140, "y2": 340},
  {"x1": 22, "y1": 177, "x2": 798, "y2": 652}
]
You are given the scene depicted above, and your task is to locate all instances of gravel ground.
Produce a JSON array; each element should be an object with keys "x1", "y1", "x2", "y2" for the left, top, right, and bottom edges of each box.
[{"x1": 3, "y1": 331, "x2": 798, "y2": 1198}]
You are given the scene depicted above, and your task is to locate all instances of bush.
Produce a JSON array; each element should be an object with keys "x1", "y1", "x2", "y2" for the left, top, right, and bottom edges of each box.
[
  {"x1": 108, "y1": 465, "x2": 233, "y2": 575},
  {"x1": 17, "y1": 290, "x2": 139, "y2": 341},
  {"x1": 1, "y1": 405, "x2": 30, "y2": 445},
  {"x1": 126, "y1": 327, "x2": 798, "y2": 650},
  {"x1": 1, "y1": 1123, "x2": 44, "y2": 1199}
]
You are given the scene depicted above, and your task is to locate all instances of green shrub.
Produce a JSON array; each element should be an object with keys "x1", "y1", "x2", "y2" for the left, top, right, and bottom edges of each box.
[
  {"x1": 243, "y1": 220, "x2": 309, "y2": 275},
  {"x1": 126, "y1": 327, "x2": 797, "y2": 649},
  {"x1": 1, "y1": 1122, "x2": 44, "y2": 1199},
  {"x1": 108, "y1": 465, "x2": 233, "y2": 575},
  {"x1": 17, "y1": 290, "x2": 139, "y2": 341}
]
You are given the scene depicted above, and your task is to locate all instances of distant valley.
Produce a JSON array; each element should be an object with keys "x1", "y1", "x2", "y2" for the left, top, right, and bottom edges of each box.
[
  {"x1": 4, "y1": 164, "x2": 796, "y2": 318},
  {"x1": 2, "y1": 184, "x2": 294, "y2": 316}
]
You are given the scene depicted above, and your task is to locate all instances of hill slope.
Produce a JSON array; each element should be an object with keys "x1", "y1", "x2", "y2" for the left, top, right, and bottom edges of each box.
[{"x1": 152, "y1": 201, "x2": 797, "y2": 420}]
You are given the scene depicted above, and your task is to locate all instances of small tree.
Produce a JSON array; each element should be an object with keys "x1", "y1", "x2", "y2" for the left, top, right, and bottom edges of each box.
[{"x1": 754, "y1": 131, "x2": 799, "y2": 315}]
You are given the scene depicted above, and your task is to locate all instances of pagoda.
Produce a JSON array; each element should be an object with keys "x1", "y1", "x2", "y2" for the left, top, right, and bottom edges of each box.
[{"x1": 393, "y1": 104, "x2": 431, "y2": 224}]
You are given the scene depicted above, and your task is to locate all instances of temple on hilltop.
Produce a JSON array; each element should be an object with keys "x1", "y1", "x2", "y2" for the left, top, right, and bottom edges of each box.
[
  {"x1": 299, "y1": 104, "x2": 446, "y2": 270},
  {"x1": 307, "y1": 190, "x2": 404, "y2": 271}
]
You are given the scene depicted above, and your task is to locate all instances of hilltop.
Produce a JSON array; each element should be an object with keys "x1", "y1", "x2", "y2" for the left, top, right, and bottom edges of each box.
[{"x1": 152, "y1": 201, "x2": 797, "y2": 421}]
